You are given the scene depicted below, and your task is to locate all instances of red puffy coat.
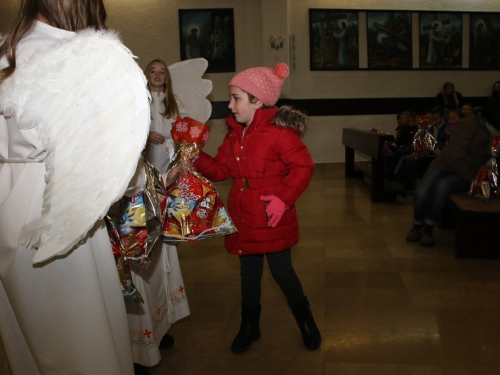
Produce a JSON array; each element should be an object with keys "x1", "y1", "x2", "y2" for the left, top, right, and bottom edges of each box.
[{"x1": 194, "y1": 106, "x2": 314, "y2": 255}]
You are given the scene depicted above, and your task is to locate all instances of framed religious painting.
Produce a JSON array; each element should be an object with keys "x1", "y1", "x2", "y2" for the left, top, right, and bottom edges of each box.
[
  {"x1": 469, "y1": 12, "x2": 500, "y2": 70},
  {"x1": 366, "y1": 11, "x2": 413, "y2": 69},
  {"x1": 418, "y1": 12, "x2": 463, "y2": 69},
  {"x1": 309, "y1": 9, "x2": 359, "y2": 70},
  {"x1": 178, "y1": 8, "x2": 235, "y2": 73}
]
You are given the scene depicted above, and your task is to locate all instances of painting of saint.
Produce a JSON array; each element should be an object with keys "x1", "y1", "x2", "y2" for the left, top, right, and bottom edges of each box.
[
  {"x1": 469, "y1": 13, "x2": 500, "y2": 70},
  {"x1": 367, "y1": 11, "x2": 412, "y2": 69},
  {"x1": 309, "y1": 9, "x2": 359, "y2": 70},
  {"x1": 179, "y1": 9, "x2": 235, "y2": 73},
  {"x1": 419, "y1": 12, "x2": 462, "y2": 69}
]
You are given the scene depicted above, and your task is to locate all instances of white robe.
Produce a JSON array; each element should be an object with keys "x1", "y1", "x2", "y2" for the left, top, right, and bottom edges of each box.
[
  {"x1": 0, "y1": 21, "x2": 149, "y2": 375},
  {"x1": 128, "y1": 93, "x2": 190, "y2": 367}
]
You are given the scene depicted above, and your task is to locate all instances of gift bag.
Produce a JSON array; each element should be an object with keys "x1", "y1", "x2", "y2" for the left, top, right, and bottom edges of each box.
[
  {"x1": 118, "y1": 158, "x2": 167, "y2": 268},
  {"x1": 161, "y1": 117, "x2": 237, "y2": 241},
  {"x1": 469, "y1": 136, "x2": 500, "y2": 201},
  {"x1": 412, "y1": 129, "x2": 437, "y2": 157},
  {"x1": 104, "y1": 216, "x2": 144, "y2": 303}
]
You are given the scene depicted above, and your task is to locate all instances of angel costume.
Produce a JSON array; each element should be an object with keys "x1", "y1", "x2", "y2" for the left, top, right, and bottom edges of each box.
[
  {"x1": 127, "y1": 59, "x2": 212, "y2": 367},
  {"x1": 0, "y1": 21, "x2": 150, "y2": 374}
]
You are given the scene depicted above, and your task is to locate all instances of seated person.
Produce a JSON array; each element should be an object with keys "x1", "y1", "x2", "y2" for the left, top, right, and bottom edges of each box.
[
  {"x1": 406, "y1": 95, "x2": 500, "y2": 247},
  {"x1": 462, "y1": 103, "x2": 473, "y2": 117},
  {"x1": 428, "y1": 106, "x2": 448, "y2": 152},
  {"x1": 445, "y1": 109, "x2": 464, "y2": 144},
  {"x1": 435, "y1": 81, "x2": 463, "y2": 111},
  {"x1": 385, "y1": 111, "x2": 419, "y2": 179}
]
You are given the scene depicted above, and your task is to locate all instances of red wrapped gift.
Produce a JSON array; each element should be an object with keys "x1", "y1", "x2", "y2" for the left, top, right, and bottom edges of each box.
[
  {"x1": 161, "y1": 117, "x2": 237, "y2": 241},
  {"x1": 469, "y1": 136, "x2": 500, "y2": 201},
  {"x1": 104, "y1": 217, "x2": 143, "y2": 303}
]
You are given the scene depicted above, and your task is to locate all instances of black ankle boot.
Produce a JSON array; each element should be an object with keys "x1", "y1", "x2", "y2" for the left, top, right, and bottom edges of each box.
[
  {"x1": 231, "y1": 304, "x2": 261, "y2": 353},
  {"x1": 289, "y1": 297, "x2": 321, "y2": 350},
  {"x1": 133, "y1": 363, "x2": 149, "y2": 375}
]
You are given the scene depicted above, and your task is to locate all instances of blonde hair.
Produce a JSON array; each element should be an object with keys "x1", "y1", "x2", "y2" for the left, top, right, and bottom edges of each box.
[
  {"x1": 441, "y1": 81, "x2": 460, "y2": 108},
  {"x1": 0, "y1": 0, "x2": 107, "y2": 86},
  {"x1": 144, "y1": 59, "x2": 180, "y2": 119}
]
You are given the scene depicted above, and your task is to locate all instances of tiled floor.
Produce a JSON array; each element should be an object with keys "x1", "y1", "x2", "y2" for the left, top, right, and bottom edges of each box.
[{"x1": 3, "y1": 163, "x2": 500, "y2": 374}]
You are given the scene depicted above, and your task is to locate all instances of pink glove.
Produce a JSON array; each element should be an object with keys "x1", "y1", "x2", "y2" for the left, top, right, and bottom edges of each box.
[{"x1": 260, "y1": 195, "x2": 288, "y2": 228}]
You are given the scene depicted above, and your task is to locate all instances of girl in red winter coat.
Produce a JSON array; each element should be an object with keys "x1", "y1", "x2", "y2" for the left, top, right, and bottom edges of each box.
[{"x1": 193, "y1": 63, "x2": 320, "y2": 352}]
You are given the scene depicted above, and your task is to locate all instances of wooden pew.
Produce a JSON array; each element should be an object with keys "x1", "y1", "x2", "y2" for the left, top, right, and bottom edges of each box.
[
  {"x1": 342, "y1": 128, "x2": 395, "y2": 202},
  {"x1": 443, "y1": 193, "x2": 500, "y2": 259}
]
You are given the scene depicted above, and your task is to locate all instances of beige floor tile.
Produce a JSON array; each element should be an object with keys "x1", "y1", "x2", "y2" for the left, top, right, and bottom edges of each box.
[
  {"x1": 325, "y1": 363, "x2": 446, "y2": 375},
  {"x1": 324, "y1": 307, "x2": 438, "y2": 334},
  {"x1": 325, "y1": 287, "x2": 414, "y2": 308},
  {"x1": 5, "y1": 163, "x2": 500, "y2": 375},
  {"x1": 442, "y1": 365, "x2": 500, "y2": 375},
  {"x1": 324, "y1": 332, "x2": 440, "y2": 364}
]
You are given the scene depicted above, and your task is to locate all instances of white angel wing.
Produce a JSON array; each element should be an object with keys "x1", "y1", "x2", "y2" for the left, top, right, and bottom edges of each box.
[
  {"x1": 0, "y1": 29, "x2": 150, "y2": 264},
  {"x1": 168, "y1": 58, "x2": 212, "y2": 123}
]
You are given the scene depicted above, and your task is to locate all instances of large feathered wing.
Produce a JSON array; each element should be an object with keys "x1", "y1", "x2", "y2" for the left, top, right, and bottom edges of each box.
[
  {"x1": 168, "y1": 58, "x2": 212, "y2": 123},
  {"x1": 0, "y1": 29, "x2": 150, "y2": 264}
]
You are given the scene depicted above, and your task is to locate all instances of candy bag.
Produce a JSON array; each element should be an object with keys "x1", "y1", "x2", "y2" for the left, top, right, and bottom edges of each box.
[
  {"x1": 104, "y1": 217, "x2": 143, "y2": 303},
  {"x1": 161, "y1": 117, "x2": 237, "y2": 241},
  {"x1": 412, "y1": 129, "x2": 437, "y2": 157},
  {"x1": 469, "y1": 136, "x2": 500, "y2": 201},
  {"x1": 118, "y1": 158, "x2": 167, "y2": 268}
]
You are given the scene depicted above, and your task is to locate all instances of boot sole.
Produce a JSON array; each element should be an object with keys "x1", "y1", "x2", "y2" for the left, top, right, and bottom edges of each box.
[
  {"x1": 230, "y1": 333, "x2": 261, "y2": 353},
  {"x1": 305, "y1": 340, "x2": 322, "y2": 350}
]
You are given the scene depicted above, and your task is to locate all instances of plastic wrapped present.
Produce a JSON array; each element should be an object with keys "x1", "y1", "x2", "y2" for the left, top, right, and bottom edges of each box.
[
  {"x1": 161, "y1": 117, "x2": 237, "y2": 241},
  {"x1": 104, "y1": 217, "x2": 143, "y2": 303},
  {"x1": 412, "y1": 128, "x2": 437, "y2": 157},
  {"x1": 469, "y1": 136, "x2": 500, "y2": 201},
  {"x1": 417, "y1": 115, "x2": 430, "y2": 129},
  {"x1": 117, "y1": 158, "x2": 167, "y2": 268}
]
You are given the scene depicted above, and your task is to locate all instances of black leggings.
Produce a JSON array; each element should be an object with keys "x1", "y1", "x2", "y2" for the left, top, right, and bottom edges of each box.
[{"x1": 239, "y1": 249, "x2": 305, "y2": 306}]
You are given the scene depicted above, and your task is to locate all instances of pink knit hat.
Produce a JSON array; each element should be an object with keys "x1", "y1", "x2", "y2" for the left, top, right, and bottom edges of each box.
[{"x1": 228, "y1": 63, "x2": 289, "y2": 106}]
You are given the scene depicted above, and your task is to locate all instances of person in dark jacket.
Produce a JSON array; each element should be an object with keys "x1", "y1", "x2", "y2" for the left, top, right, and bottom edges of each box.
[
  {"x1": 406, "y1": 95, "x2": 500, "y2": 247},
  {"x1": 193, "y1": 63, "x2": 320, "y2": 353},
  {"x1": 435, "y1": 81, "x2": 463, "y2": 110}
]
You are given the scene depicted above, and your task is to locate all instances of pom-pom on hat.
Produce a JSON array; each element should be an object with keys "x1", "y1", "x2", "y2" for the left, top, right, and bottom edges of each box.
[{"x1": 228, "y1": 63, "x2": 289, "y2": 106}]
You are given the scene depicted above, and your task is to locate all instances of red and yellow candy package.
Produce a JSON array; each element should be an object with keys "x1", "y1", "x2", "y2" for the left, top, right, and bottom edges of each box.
[{"x1": 161, "y1": 117, "x2": 236, "y2": 241}]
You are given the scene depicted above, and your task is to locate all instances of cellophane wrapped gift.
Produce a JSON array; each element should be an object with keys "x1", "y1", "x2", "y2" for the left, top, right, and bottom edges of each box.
[
  {"x1": 118, "y1": 158, "x2": 167, "y2": 268},
  {"x1": 469, "y1": 136, "x2": 500, "y2": 201},
  {"x1": 412, "y1": 126, "x2": 437, "y2": 157},
  {"x1": 104, "y1": 158, "x2": 168, "y2": 303},
  {"x1": 104, "y1": 216, "x2": 143, "y2": 303},
  {"x1": 161, "y1": 117, "x2": 237, "y2": 241}
]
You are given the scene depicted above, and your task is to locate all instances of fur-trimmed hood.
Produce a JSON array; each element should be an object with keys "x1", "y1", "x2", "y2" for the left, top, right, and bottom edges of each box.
[{"x1": 272, "y1": 105, "x2": 308, "y2": 136}]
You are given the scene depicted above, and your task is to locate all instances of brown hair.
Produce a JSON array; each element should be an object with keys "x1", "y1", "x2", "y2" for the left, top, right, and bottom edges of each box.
[
  {"x1": 0, "y1": 0, "x2": 107, "y2": 86},
  {"x1": 144, "y1": 59, "x2": 181, "y2": 119},
  {"x1": 247, "y1": 93, "x2": 273, "y2": 110}
]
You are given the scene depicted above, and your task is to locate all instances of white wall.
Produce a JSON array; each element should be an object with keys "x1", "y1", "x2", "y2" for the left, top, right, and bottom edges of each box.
[{"x1": 1, "y1": 0, "x2": 499, "y2": 162}]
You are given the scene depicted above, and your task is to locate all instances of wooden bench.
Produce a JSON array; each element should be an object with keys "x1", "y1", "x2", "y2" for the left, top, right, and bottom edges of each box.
[
  {"x1": 443, "y1": 193, "x2": 500, "y2": 258},
  {"x1": 342, "y1": 128, "x2": 395, "y2": 202}
]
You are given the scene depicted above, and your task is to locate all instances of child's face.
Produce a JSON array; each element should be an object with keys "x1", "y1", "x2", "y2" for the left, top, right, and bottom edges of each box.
[
  {"x1": 462, "y1": 105, "x2": 472, "y2": 116},
  {"x1": 432, "y1": 113, "x2": 444, "y2": 126},
  {"x1": 448, "y1": 112, "x2": 460, "y2": 125},
  {"x1": 228, "y1": 86, "x2": 262, "y2": 126},
  {"x1": 146, "y1": 62, "x2": 167, "y2": 91},
  {"x1": 409, "y1": 116, "x2": 416, "y2": 127},
  {"x1": 397, "y1": 115, "x2": 409, "y2": 127}
]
